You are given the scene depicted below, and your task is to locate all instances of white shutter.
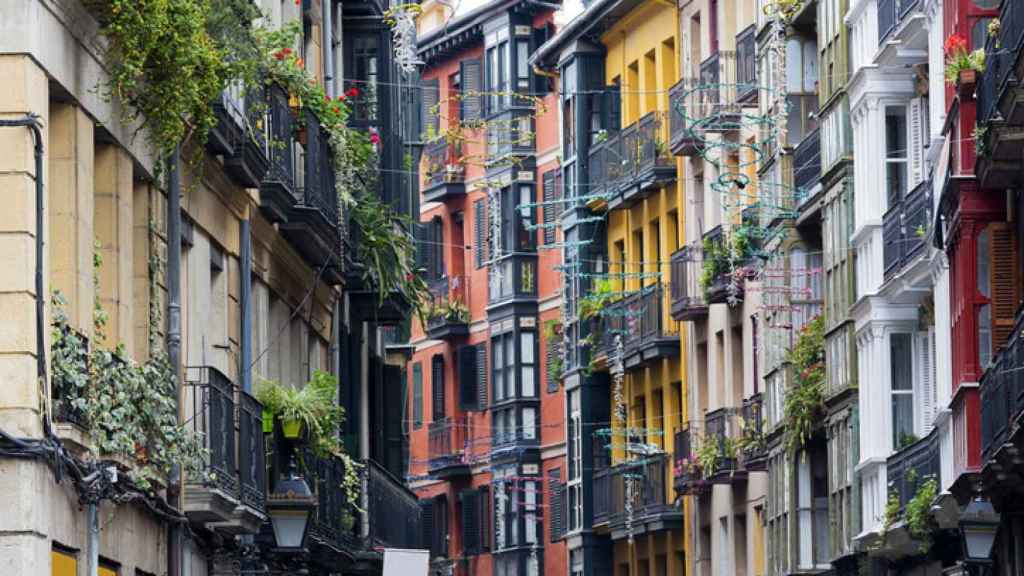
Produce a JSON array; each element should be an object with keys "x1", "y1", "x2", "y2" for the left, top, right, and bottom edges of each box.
[
  {"x1": 916, "y1": 330, "x2": 935, "y2": 436},
  {"x1": 908, "y1": 98, "x2": 925, "y2": 186}
]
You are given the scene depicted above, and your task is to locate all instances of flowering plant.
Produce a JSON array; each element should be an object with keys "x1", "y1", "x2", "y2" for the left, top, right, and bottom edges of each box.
[{"x1": 943, "y1": 34, "x2": 985, "y2": 85}]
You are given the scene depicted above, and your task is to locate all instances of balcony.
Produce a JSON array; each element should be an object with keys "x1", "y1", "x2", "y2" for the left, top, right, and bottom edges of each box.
[
  {"x1": 425, "y1": 276, "x2": 470, "y2": 340},
  {"x1": 592, "y1": 453, "x2": 682, "y2": 539},
  {"x1": 587, "y1": 138, "x2": 610, "y2": 208},
  {"x1": 421, "y1": 138, "x2": 466, "y2": 203},
  {"x1": 486, "y1": 109, "x2": 535, "y2": 168},
  {"x1": 975, "y1": 1, "x2": 1024, "y2": 189},
  {"x1": 792, "y1": 128, "x2": 820, "y2": 203},
  {"x1": 704, "y1": 408, "x2": 744, "y2": 484},
  {"x1": 699, "y1": 51, "x2": 741, "y2": 133},
  {"x1": 673, "y1": 426, "x2": 710, "y2": 495},
  {"x1": 259, "y1": 83, "x2": 298, "y2": 224},
  {"x1": 669, "y1": 78, "x2": 704, "y2": 157},
  {"x1": 741, "y1": 394, "x2": 767, "y2": 471},
  {"x1": 428, "y1": 416, "x2": 470, "y2": 479},
  {"x1": 736, "y1": 25, "x2": 758, "y2": 104},
  {"x1": 886, "y1": 429, "x2": 940, "y2": 518},
  {"x1": 184, "y1": 366, "x2": 267, "y2": 535},
  {"x1": 670, "y1": 245, "x2": 708, "y2": 321},
  {"x1": 882, "y1": 179, "x2": 932, "y2": 281},
  {"x1": 877, "y1": 0, "x2": 921, "y2": 46},
  {"x1": 279, "y1": 109, "x2": 343, "y2": 284},
  {"x1": 701, "y1": 225, "x2": 757, "y2": 305},
  {"x1": 593, "y1": 283, "x2": 679, "y2": 369},
  {"x1": 365, "y1": 458, "x2": 422, "y2": 549},
  {"x1": 212, "y1": 84, "x2": 270, "y2": 190},
  {"x1": 299, "y1": 449, "x2": 359, "y2": 563},
  {"x1": 981, "y1": 308, "x2": 1024, "y2": 466},
  {"x1": 488, "y1": 253, "x2": 537, "y2": 305}
]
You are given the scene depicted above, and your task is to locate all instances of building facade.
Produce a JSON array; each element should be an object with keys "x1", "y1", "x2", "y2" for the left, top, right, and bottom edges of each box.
[
  {"x1": 0, "y1": 1, "x2": 420, "y2": 575},
  {"x1": 407, "y1": 2, "x2": 565, "y2": 575}
]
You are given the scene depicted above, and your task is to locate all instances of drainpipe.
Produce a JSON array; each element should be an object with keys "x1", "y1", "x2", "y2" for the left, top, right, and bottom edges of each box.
[
  {"x1": 166, "y1": 146, "x2": 183, "y2": 576},
  {"x1": 240, "y1": 219, "x2": 252, "y2": 393},
  {"x1": 87, "y1": 503, "x2": 98, "y2": 576},
  {"x1": 323, "y1": 0, "x2": 335, "y2": 98},
  {"x1": 0, "y1": 116, "x2": 46, "y2": 426}
]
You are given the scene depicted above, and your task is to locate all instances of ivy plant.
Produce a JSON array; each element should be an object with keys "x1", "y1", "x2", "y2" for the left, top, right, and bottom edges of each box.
[{"x1": 783, "y1": 315, "x2": 826, "y2": 453}]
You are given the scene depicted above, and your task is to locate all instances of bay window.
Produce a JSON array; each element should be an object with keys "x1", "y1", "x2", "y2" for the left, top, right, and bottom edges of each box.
[
  {"x1": 567, "y1": 388, "x2": 582, "y2": 533},
  {"x1": 885, "y1": 105, "x2": 907, "y2": 210},
  {"x1": 890, "y1": 333, "x2": 914, "y2": 450}
]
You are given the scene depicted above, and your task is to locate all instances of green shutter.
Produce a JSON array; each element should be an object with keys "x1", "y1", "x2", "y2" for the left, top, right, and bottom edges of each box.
[{"x1": 412, "y1": 363, "x2": 422, "y2": 429}]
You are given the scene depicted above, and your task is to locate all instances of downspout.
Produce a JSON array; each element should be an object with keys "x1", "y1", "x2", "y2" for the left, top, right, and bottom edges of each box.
[
  {"x1": 166, "y1": 146, "x2": 183, "y2": 576},
  {"x1": 0, "y1": 116, "x2": 46, "y2": 426},
  {"x1": 240, "y1": 219, "x2": 253, "y2": 393},
  {"x1": 323, "y1": 0, "x2": 335, "y2": 98},
  {"x1": 87, "y1": 503, "x2": 99, "y2": 576}
]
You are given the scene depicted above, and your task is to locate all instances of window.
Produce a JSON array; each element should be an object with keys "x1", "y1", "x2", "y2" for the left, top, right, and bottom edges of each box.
[
  {"x1": 485, "y1": 29, "x2": 510, "y2": 115},
  {"x1": 492, "y1": 470, "x2": 543, "y2": 552},
  {"x1": 977, "y1": 228, "x2": 993, "y2": 369},
  {"x1": 351, "y1": 35, "x2": 379, "y2": 122},
  {"x1": 52, "y1": 547, "x2": 77, "y2": 576},
  {"x1": 412, "y1": 362, "x2": 423, "y2": 429},
  {"x1": 890, "y1": 333, "x2": 914, "y2": 450},
  {"x1": 516, "y1": 39, "x2": 530, "y2": 90},
  {"x1": 567, "y1": 389, "x2": 582, "y2": 532},
  {"x1": 459, "y1": 343, "x2": 488, "y2": 411},
  {"x1": 521, "y1": 331, "x2": 536, "y2": 397},
  {"x1": 431, "y1": 355, "x2": 445, "y2": 422},
  {"x1": 493, "y1": 332, "x2": 515, "y2": 402},
  {"x1": 461, "y1": 487, "x2": 491, "y2": 555},
  {"x1": 885, "y1": 105, "x2": 908, "y2": 210}
]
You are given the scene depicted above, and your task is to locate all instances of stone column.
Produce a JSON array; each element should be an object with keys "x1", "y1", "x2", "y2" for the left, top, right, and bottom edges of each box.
[
  {"x1": 0, "y1": 53, "x2": 50, "y2": 575},
  {"x1": 94, "y1": 143, "x2": 133, "y2": 352},
  {"x1": 49, "y1": 102, "x2": 94, "y2": 336}
]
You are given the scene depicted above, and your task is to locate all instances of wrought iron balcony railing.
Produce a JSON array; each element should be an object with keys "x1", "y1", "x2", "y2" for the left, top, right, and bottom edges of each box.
[
  {"x1": 673, "y1": 424, "x2": 709, "y2": 495},
  {"x1": 428, "y1": 416, "x2": 468, "y2": 473},
  {"x1": 882, "y1": 179, "x2": 932, "y2": 280},
  {"x1": 237, "y1": 389, "x2": 266, "y2": 513},
  {"x1": 981, "y1": 307, "x2": 1024, "y2": 462},
  {"x1": 300, "y1": 449, "x2": 356, "y2": 548},
  {"x1": 699, "y1": 51, "x2": 740, "y2": 131},
  {"x1": 669, "y1": 78, "x2": 704, "y2": 157},
  {"x1": 885, "y1": 428, "x2": 940, "y2": 515},
  {"x1": 594, "y1": 283, "x2": 679, "y2": 366},
  {"x1": 425, "y1": 275, "x2": 470, "y2": 339},
  {"x1": 259, "y1": 83, "x2": 298, "y2": 223},
  {"x1": 422, "y1": 138, "x2": 465, "y2": 202},
  {"x1": 977, "y1": 0, "x2": 1024, "y2": 126},
  {"x1": 740, "y1": 394, "x2": 767, "y2": 470},
  {"x1": 366, "y1": 458, "x2": 422, "y2": 549},
  {"x1": 705, "y1": 407, "x2": 740, "y2": 481},
  {"x1": 670, "y1": 244, "x2": 708, "y2": 320},
  {"x1": 793, "y1": 128, "x2": 820, "y2": 200},
  {"x1": 593, "y1": 453, "x2": 674, "y2": 533},
  {"x1": 185, "y1": 366, "x2": 239, "y2": 499}
]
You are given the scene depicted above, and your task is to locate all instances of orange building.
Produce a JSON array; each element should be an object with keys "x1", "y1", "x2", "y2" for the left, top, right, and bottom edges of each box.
[{"x1": 408, "y1": 1, "x2": 565, "y2": 574}]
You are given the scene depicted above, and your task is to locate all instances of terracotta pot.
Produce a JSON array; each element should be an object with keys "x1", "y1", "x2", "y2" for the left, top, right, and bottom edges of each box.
[{"x1": 958, "y1": 69, "x2": 977, "y2": 100}]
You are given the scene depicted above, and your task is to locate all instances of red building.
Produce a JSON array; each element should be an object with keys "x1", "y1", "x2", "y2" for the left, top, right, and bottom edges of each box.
[{"x1": 407, "y1": 2, "x2": 565, "y2": 575}]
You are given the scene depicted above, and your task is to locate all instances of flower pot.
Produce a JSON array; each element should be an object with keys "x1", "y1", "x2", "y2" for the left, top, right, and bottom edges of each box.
[
  {"x1": 958, "y1": 69, "x2": 977, "y2": 100},
  {"x1": 282, "y1": 417, "x2": 305, "y2": 439},
  {"x1": 262, "y1": 409, "x2": 274, "y2": 434},
  {"x1": 288, "y1": 93, "x2": 302, "y2": 116}
]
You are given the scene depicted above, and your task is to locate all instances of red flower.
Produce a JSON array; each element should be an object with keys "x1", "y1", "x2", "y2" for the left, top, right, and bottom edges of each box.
[
  {"x1": 332, "y1": 106, "x2": 340, "y2": 114},
  {"x1": 337, "y1": 95, "x2": 347, "y2": 102},
  {"x1": 370, "y1": 132, "x2": 381, "y2": 145},
  {"x1": 944, "y1": 33, "x2": 968, "y2": 55},
  {"x1": 324, "y1": 95, "x2": 331, "y2": 103},
  {"x1": 295, "y1": 0, "x2": 301, "y2": 5},
  {"x1": 346, "y1": 87, "x2": 360, "y2": 98},
  {"x1": 406, "y1": 272, "x2": 414, "y2": 282},
  {"x1": 274, "y1": 51, "x2": 285, "y2": 60},
  {"x1": 282, "y1": 47, "x2": 293, "y2": 56}
]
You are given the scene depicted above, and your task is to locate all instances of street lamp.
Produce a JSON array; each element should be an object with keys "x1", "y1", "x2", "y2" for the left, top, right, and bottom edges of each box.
[
  {"x1": 267, "y1": 460, "x2": 317, "y2": 551},
  {"x1": 960, "y1": 495, "x2": 1000, "y2": 574}
]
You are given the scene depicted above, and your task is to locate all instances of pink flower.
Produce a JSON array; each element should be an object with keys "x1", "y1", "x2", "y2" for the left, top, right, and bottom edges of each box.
[
  {"x1": 346, "y1": 87, "x2": 360, "y2": 98},
  {"x1": 370, "y1": 132, "x2": 381, "y2": 145}
]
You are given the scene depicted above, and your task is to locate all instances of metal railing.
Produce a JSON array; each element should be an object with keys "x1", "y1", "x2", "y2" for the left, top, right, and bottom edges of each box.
[
  {"x1": 593, "y1": 453, "x2": 672, "y2": 527},
  {"x1": 185, "y1": 366, "x2": 239, "y2": 498},
  {"x1": 669, "y1": 78, "x2": 703, "y2": 154},
  {"x1": 699, "y1": 51, "x2": 739, "y2": 129},
  {"x1": 882, "y1": 179, "x2": 932, "y2": 280},
  {"x1": 878, "y1": 0, "x2": 920, "y2": 44},
  {"x1": 428, "y1": 416, "x2": 467, "y2": 470},
  {"x1": 793, "y1": 128, "x2": 820, "y2": 198},
  {"x1": 885, "y1": 428, "x2": 940, "y2": 514},
  {"x1": 588, "y1": 138, "x2": 608, "y2": 200},
  {"x1": 736, "y1": 25, "x2": 758, "y2": 102},
  {"x1": 670, "y1": 245, "x2": 707, "y2": 318},
  {"x1": 422, "y1": 138, "x2": 463, "y2": 190},
  {"x1": 673, "y1": 425, "x2": 707, "y2": 493},
  {"x1": 705, "y1": 408, "x2": 740, "y2": 477},
  {"x1": 978, "y1": 1, "x2": 1024, "y2": 126},
  {"x1": 740, "y1": 394, "x2": 766, "y2": 465},
  {"x1": 264, "y1": 83, "x2": 296, "y2": 196},
  {"x1": 303, "y1": 449, "x2": 353, "y2": 546},
  {"x1": 237, "y1": 389, "x2": 266, "y2": 512},
  {"x1": 981, "y1": 307, "x2": 1024, "y2": 461},
  {"x1": 638, "y1": 111, "x2": 672, "y2": 173},
  {"x1": 426, "y1": 275, "x2": 469, "y2": 332},
  {"x1": 366, "y1": 458, "x2": 421, "y2": 548},
  {"x1": 298, "y1": 110, "x2": 340, "y2": 227},
  {"x1": 595, "y1": 283, "x2": 678, "y2": 361}
]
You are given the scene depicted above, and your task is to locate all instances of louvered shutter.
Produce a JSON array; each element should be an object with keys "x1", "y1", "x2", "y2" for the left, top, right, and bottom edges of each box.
[
  {"x1": 458, "y1": 345, "x2": 480, "y2": 411},
  {"x1": 420, "y1": 498, "x2": 435, "y2": 551},
  {"x1": 549, "y1": 476, "x2": 565, "y2": 542},
  {"x1": 546, "y1": 333, "x2": 561, "y2": 393},
  {"x1": 461, "y1": 58, "x2": 483, "y2": 122},
  {"x1": 461, "y1": 489, "x2": 481, "y2": 555},
  {"x1": 435, "y1": 495, "x2": 449, "y2": 557},
  {"x1": 474, "y1": 198, "x2": 487, "y2": 269},
  {"x1": 908, "y1": 98, "x2": 925, "y2": 186},
  {"x1": 990, "y1": 223, "x2": 1021, "y2": 350},
  {"x1": 432, "y1": 355, "x2": 445, "y2": 421},
  {"x1": 421, "y1": 78, "x2": 440, "y2": 140},
  {"x1": 413, "y1": 363, "x2": 423, "y2": 429},
  {"x1": 476, "y1": 343, "x2": 488, "y2": 408},
  {"x1": 479, "y1": 486, "x2": 491, "y2": 552},
  {"x1": 916, "y1": 330, "x2": 935, "y2": 436},
  {"x1": 543, "y1": 171, "x2": 556, "y2": 245}
]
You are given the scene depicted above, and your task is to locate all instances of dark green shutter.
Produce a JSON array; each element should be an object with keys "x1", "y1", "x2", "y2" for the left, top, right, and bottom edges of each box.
[
  {"x1": 420, "y1": 498, "x2": 434, "y2": 551},
  {"x1": 435, "y1": 495, "x2": 449, "y2": 557},
  {"x1": 549, "y1": 471, "x2": 564, "y2": 542},
  {"x1": 543, "y1": 170, "x2": 556, "y2": 245},
  {"x1": 431, "y1": 355, "x2": 445, "y2": 421},
  {"x1": 474, "y1": 198, "x2": 487, "y2": 268},
  {"x1": 460, "y1": 58, "x2": 483, "y2": 122},
  {"x1": 479, "y1": 486, "x2": 491, "y2": 552},
  {"x1": 458, "y1": 345, "x2": 479, "y2": 411},
  {"x1": 461, "y1": 489, "x2": 481, "y2": 555},
  {"x1": 546, "y1": 334, "x2": 561, "y2": 393},
  {"x1": 476, "y1": 344, "x2": 488, "y2": 408},
  {"x1": 412, "y1": 363, "x2": 422, "y2": 429},
  {"x1": 421, "y1": 78, "x2": 440, "y2": 139}
]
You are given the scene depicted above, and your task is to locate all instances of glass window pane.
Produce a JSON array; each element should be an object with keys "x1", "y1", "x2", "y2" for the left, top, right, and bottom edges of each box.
[
  {"x1": 523, "y1": 407, "x2": 537, "y2": 439},
  {"x1": 979, "y1": 303, "x2": 993, "y2": 368},
  {"x1": 977, "y1": 228, "x2": 990, "y2": 297},
  {"x1": 890, "y1": 334, "x2": 912, "y2": 390},
  {"x1": 517, "y1": 41, "x2": 529, "y2": 81},
  {"x1": 493, "y1": 339, "x2": 504, "y2": 401},
  {"x1": 885, "y1": 106, "x2": 907, "y2": 159},
  {"x1": 522, "y1": 366, "x2": 535, "y2": 397},
  {"x1": 892, "y1": 394, "x2": 914, "y2": 448},
  {"x1": 521, "y1": 331, "x2": 535, "y2": 363}
]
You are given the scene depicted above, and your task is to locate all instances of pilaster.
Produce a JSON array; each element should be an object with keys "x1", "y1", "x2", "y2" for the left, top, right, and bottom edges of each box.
[{"x1": 94, "y1": 143, "x2": 133, "y2": 352}]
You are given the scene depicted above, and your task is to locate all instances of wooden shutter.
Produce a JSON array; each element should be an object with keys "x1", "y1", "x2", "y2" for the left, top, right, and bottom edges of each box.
[
  {"x1": 549, "y1": 472, "x2": 565, "y2": 542},
  {"x1": 435, "y1": 495, "x2": 449, "y2": 557},
  {"x1": 461, "y1": 489, "x2": 481, "y2": 555},
  {"x1": 420, "y1": 498, "x2": 434, "y2": 552},
  {"x1": 431, "y1": 355, "x2": 445, "y2": 421},
  {"x1": 990, "y1": 223, "x2": 1021, "y2": 351},
  {"x1": 908, "y1": 98, "x2": 925, "y2": 187},
  {"x1": 916, "y1": 330, "x2": 935, "y2": 436},
  {"x1": 476, "y1": 343, "x2": 488, "y2": 408},
  {"x1": 474, "y1": 198, "x2": 488, "y2": 268},
  {"x1": 413, "y1": 363, "x2": 423, "y2": 429},
  {"x1": 421, "y1": 78, "x2": 440, "y2": 139},
  {"x1": 458, "y1": 345, "x2": 479, "y2": 411},
  {"x1": 461, "y1": 58, "x2": 483, "y2": 122},
  {"x1": 543, "y1": 170, "x2": 557, "y2": 245},
  {"x1": 478, "y1": 486, "x2": 491, "y2": 552}
]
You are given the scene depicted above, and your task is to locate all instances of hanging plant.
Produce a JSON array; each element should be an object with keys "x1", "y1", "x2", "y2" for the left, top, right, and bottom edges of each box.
[
  {"x1": 257, "y1": 371, "x2": 345, "y2": 456},
  {"x1": 383, "y1": 4, "x2": 423, "y2": 74},
  {"x1": 943, "y1": 34, "x2": 985, "y2": 86},
  {"x1": 783, "y1": 315, "x2": 825, "y2": 453}
]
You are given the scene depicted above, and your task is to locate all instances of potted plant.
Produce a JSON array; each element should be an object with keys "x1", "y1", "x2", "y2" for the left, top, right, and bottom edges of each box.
[
  {"x1": 943, "y1": 34, "x2": 985, "y2": 99},
  {"x1": 256, "y1": 371, "x2": 345, "y2": 447}
]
